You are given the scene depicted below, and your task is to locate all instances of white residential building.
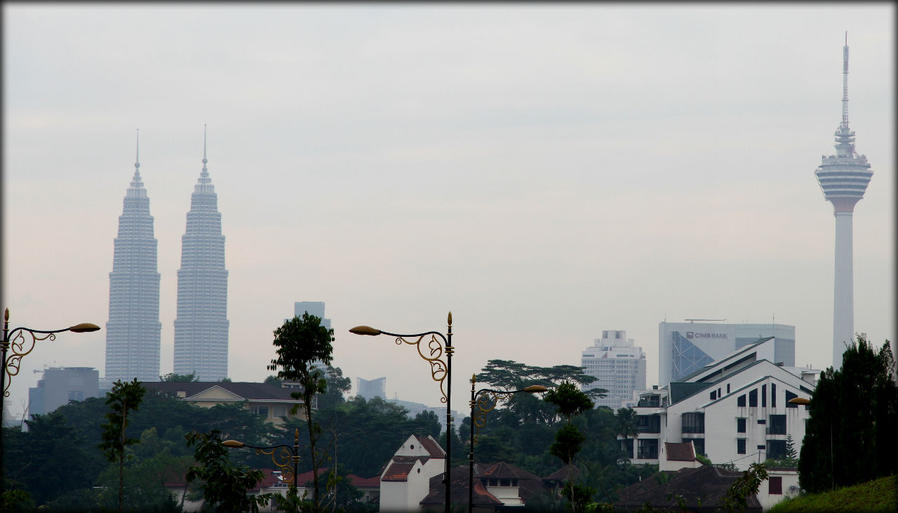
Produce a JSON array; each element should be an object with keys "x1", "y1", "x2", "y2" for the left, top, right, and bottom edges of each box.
[
  {"x1": 581, "y1": 330, "x2": 646, "y2": 409},
  {"x1": 379, "y1": 434, "x2": 446, "y2": 512},
  {"x1": 621, "y1": 337, "x2": 818, "y2": 471}
]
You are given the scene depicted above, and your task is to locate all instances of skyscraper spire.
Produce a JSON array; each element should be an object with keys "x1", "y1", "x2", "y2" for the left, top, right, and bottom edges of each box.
[
  {"x1": 202, "y1": 123, "x2": 208, "y2": 172},
  {"x1": 135, "y1": 128, "x2": 141, "y2": 172}
]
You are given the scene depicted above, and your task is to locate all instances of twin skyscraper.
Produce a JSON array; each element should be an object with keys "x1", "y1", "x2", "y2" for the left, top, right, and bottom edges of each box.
[{"x1": 104, "y1": 127, "x2": 229, "y2": 385}]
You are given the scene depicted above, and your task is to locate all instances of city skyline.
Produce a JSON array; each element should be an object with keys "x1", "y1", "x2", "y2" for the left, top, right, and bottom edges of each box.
[{"x1": 3, "y1": 5, "x2": 893, "y2": 420}]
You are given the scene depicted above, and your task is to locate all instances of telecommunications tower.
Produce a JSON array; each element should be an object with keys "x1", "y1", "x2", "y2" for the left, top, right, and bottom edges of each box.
[{"x1": 815, "y1": 33, "x2": 873, "y2": 369}]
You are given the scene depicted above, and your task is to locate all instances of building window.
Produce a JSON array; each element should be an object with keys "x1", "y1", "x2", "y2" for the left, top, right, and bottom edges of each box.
[
  {"x1": 749, "y1": 389, "x2": 758, "y2": 407},
  {"x1": 769, "y1": 476, "x2": 782, "y2": 495},
  {"x1": 737, "y1": 438, "x2": 746, "y2": 454},
  {"x1": 500, "y1": 479, "x2": 510, "y2": 486},
  {"x1": 762, "y1": 385, "x2": 767, "y2": 407},
  {"x1": 682, "y1": 412, "x2": 705, "y2": 433},
  {"x1": 727, "y1": 383, "x2": 731, "y2": 394},
  {"x1": 737, "y1": 417, "x2": 746, "y2": 433},
  {"x1": 638, "y1": 439, "x2": 659, "y2": 459},
  {"x1": 769, "y1": 414, "x2": 787, "y2": 435},
  {"x1": 683, "y1": 438, "x2": 705, "y2": 456},
  {"x1": 710, "y1": 390, "x2": 717, "y2": 400},
  {"x1": 786, "y1": 390, "x2": 798, "y2": 408},
  {"x1": 767, "y1": 439, "x2": 787, "y2": 459},
  {"x1": 772, "y1": 384, "x2": 777, "y2": 408},
  {"x1": 637, "y1": 414, "x2": 661, "y2": 433},
  {"x1": 254, "y1": 406, "x2": 269, "y2": 417},
  {"x1": 738, "y1": 394, "x2": 746, "y2": 407}
]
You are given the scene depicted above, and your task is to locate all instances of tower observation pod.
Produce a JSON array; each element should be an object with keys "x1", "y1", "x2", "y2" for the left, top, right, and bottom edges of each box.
[{"x1": 814, "y1": 33, "x2": 873, "y2": 369}]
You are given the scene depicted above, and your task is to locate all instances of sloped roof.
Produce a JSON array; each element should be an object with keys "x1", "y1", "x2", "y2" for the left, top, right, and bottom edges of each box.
[
  {"x1": 347, "y1": 474, "x2": 380, "y2": 489},
  {"x1": 419, "y1": 465, "x2": 502, "y2": 507},
  {"x1": 544, "y1": 464, "x2": 580, "y2": 483},
  {"x1": 665, "y1": 442, "x2": 696, "y2": 462},
  {"x1": 382, "y1": 461, "x2": 417, "y2": 482},
  {"x1": 416, "y1": 434, "x2": 446, "y2": 458},
  {"x1": 614, "y1": 465, "x2": 761, "y2": 512},
  {"x1": 144, "y1": 381, "x2": 301, "y2": 401},
  {"x1": 478, "y1": 461, "x2": 542, "y2": 481}
]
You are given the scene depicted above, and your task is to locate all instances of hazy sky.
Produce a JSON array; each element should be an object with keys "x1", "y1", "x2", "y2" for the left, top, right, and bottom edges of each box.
[{"x1": 3, "y1": 4, "x2": 894, "y2": 420}]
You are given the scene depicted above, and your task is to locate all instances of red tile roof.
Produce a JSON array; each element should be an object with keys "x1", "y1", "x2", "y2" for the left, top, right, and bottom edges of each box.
[
  {"x1": 416, "y1": 435, "x2": 446, "y2": 458},
  {"x1": 382, "y1": 461, "x2": 417, "y2": 482},
  {"x1": 347, "y1": 474, "x2": 380, "y2": 489},
  {"x1": 665, "y1": 441, "x2": 697, "y2": 462}
]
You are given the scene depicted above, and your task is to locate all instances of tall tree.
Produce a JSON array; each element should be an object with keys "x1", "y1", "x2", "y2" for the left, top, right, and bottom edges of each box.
[
  {"x1": 185, "y1": 430, "x2": 268, "y2": 513},
  {"x1": 100, "y1": 378, "x2": 146, "y2": 513},
  {"x1": 545, "y1": 381, "x2": 595, "y2": 513},
  {"x1": 799, "y1": 336, "x2": 898, "y2": 492},
  {"x1": 268, "y1": 312, "x2": 335, "y2": 512}
]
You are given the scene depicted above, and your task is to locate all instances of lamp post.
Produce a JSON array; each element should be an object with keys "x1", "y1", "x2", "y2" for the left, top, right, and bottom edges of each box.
[
  {"x1": 350, "y1": 312, "x2": 453, "y2": 513},
  {"x1": 222, "y1": 427, "x2": 301, "y2": 493},
  {"x1": 467, "y1": 376, "x2": 547, "y2": 513},
  {"x1": 1, "y1": 307, "x2": 100, "y2": 489}
]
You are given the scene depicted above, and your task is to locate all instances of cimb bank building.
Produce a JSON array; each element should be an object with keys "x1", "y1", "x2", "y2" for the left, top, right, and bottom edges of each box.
[{"x1": 658, "y1": 321, "x2": 795, "y2": 385}]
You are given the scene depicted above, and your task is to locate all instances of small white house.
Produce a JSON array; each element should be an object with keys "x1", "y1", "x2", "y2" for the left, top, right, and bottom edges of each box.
[
  {"x1": 379, "y1": 434, "x2": 446, "y2": 512},
  {"x1": 757, "y1": 468, "x2": 801, "y2": 511}
]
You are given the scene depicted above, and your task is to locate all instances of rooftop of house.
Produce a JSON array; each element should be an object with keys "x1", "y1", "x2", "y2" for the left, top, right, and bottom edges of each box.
[
  {"x1": 143, "y1": 381, "x2": 301, "y2": 402},
  {"x1": 614, "y1": 465, "x2": 762, "y2": 512},
  {"x1": 665, "y1": 441, "x2": 696, "y2": 462}
]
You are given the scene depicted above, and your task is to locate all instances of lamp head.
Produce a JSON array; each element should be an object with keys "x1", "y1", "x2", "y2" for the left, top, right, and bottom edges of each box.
[
  {"x1": 787, "y1": 397, "x2": 810, "y2": 405},
  {"x1": 69, "y1": 323, "x2": 101, "y2": 333},
  {"x1": 221, "y1": 440, "x2": 245, "y2": 448},
  {"x1": 522, "y1": 385, "x2": 548, "y2": 393},
  {"x1": 349, "y1": 326, "x2": 381, "y2": 336}
]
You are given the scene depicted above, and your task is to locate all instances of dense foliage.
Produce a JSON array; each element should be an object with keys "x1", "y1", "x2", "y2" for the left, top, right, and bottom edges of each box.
[{"x1": 798, "y1": 336, "x2": 898, "y2": 493}]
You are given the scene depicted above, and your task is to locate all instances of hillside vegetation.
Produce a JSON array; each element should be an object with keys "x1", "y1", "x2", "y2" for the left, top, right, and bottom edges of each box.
[{"x1": 769, "y1": 475, "x2": 897, "y2": 513}]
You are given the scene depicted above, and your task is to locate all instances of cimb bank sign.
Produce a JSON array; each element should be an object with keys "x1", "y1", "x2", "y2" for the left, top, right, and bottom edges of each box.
[{"x1": 685, "y1": 331, "x2": 727, "y2": 339}]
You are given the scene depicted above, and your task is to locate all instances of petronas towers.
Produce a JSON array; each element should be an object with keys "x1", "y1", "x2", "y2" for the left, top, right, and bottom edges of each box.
[{"x1": 105, "y1": 128, "x2": 229, "y2": 384}]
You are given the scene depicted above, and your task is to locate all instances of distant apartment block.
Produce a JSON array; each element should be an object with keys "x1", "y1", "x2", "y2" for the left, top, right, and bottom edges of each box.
[
  {"x1": 29, "y1": 367, "x2": 100, "y2": 417},
  {"x1": 659, "y1": 321, "x2": 795, "y2": 386},
  {"x1": 581, "y1": 330, "x2": 646, "y2": 409},
  {"x1": 358, "y1": 376, "x2": 386, "y2": 400}
]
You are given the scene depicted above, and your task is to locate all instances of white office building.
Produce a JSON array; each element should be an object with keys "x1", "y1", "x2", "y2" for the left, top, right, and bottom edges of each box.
[
  {"x1": 658, "y1": 321, "x2": 795, "y2": 386},
  {"x1": 294, "y1": 301, "x2": 331, "y2": 329},
  {"x1": 581, "y1": 330, "x2": 646, "y2": 409},
  {"x1": 173, "y1": 128, "x2": 229, "y2": 381},
  {"x1": 621, "y1": 337, "x2": 818, "y2": 471}
]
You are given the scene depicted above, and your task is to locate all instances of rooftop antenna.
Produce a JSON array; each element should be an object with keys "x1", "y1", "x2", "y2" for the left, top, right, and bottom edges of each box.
[
  {"x1": 842, "y1": 31, "x2": 849, "y2": 128},
  {"x1": 135, "y1": 128, "x2": 140, "y2": 171}
]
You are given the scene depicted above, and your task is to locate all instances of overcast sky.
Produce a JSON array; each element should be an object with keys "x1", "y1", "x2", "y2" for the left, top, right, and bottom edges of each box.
[{"x1": 3, "y1": 4, "x2": 894, "y2": 420}]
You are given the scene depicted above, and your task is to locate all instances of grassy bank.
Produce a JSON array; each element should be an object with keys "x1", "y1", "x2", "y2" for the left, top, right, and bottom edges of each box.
[{"x1": 768, "y1": 475, "x2": 897, "y2": 513}]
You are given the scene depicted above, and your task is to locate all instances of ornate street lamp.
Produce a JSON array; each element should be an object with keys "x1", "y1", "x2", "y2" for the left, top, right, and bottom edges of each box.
[
  {"x1": 1, "y1": 307, "x2": 100, "y2": 488},
  {"x1": 222, "y1": 427, "x2": 301, "y2": 492},
  {"x1": 467, "y1": 376, "x2": 546, "y2": 513},
  {"x1": 350, "y1": 312, "x2": 453, "y2": 513}
]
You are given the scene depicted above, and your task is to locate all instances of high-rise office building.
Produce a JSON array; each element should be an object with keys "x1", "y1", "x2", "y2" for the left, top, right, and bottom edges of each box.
[
  {"x1": 294, "y1": 301, "x2": 331, "y2": 329},
  {"x1": 815, "y1": 34, "x2": 873, "y2": 369},
  {"x1": 581, "y1": 330, "x2": 646, "y2": 409},
  {"x1": 29, "y1": 367, "x2": 100, "y2": 417},
  {"x1": 104, "y1": 132, "x2": 161, "y2": 384},
  {"x1": 173, "y1": 127, "x2": 229, "y2": 381},
  {"x1": 658, "y1": 321, "x2": 795, "y2": 385},
  {"x1": 357, "y1": 377, "x2": 386, "y2": 400}
]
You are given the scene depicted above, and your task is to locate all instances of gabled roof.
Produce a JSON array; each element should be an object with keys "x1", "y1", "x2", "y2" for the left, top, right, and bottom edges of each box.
[
  {"x1": 419, "y1": 465, "x2": 503, "y2": 507},
  {"x1": 615, "y1": 465, "x2": 762, "y2": 512},
  {"x1": 665, "y1": 442, "x2": 696, "y2": 462},
  {"x1": 680, "y1": 337, "x2": 775, "y2": 383},
  {"x1": 347, "y1": 474, "x2": 380, "y2": 489},
  {"x1": 416, "y1": 434, "x2": 446, "y2": 458},
  {"x1": 478, "y1": 461, "x2": 542, "y2": 481},
  {"x1": 144, "y1": 381, "x2": 301, "y2": 402},
  {"x1": 382, "y1": 461, "x2": 418, "y2": 482},
  {"x1": 544, "y1": 464, "x2": 580, "y2": 483}
]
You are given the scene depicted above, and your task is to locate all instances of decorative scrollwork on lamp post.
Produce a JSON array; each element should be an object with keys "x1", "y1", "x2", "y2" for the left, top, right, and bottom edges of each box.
[
  {"x1": 1, "y1": 307, "x2": 100, "y2": 491},
  {"x1": 222, "y1": 427, "x2": 301, "y2": 491},
  {"x1": 350, "y1": 312, "x2": 453, "y2": 513}
]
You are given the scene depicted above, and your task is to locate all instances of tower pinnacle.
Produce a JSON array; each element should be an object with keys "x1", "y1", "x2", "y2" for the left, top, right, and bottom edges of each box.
[
  {"x1": 202, "y1": 123, "x2": 208, "y2": 171},
  {"x1": 135, "y1": 128, "x2": 140, "y2": 171}
]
